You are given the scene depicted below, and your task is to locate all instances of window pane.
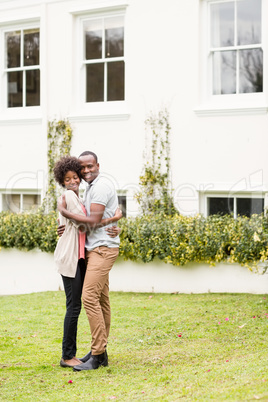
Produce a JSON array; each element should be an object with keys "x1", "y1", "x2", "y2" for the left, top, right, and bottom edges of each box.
[
  {"x1": 107, "y1": 61, "x2": 124, "y2": 101},
  {"x1": 237, "y1": 198, "x2": 264, "y2": 217},
  {"x1": 6, "y1": 31, "x2": 21, "y2": 68},
  {"x1": 237, "y1": 0, "x2": 261, "y2": 45},
  {"x1": 118, "y1": 195, "x2": 127, "y2": 217},
  {"x1": 84, "y1": 19, "x2": 102, "y2": 60},
  {"x1": 8, "y1": 71, "x2": 22, "y2": 107},
  {"x1": 210, "y1": 2, "x2": 234, "y2": 47},
  {"x1": 2, "y1": 194, "x2": 20, "y2": 213},
  {"x1": 208, "y1": 197, "x2": 234, "y2": 216},
  {"x1": 23, "y1": 194, "x2": 41, "y2": 211},
  {"x1": 213, "y1": 51, "x2": 236, "y2": 94},
  {"x1": 105, "y1": 16, "x2": 124, "y2": 58},
  {"x1": 24, "y1": 29, "x2": 40, "y2": 66},
  {"x1": 239, "y1": 49, "x2": 263, "y2": 93},
  {"x1": 26, "y1": 69, "x2": 40, "y2": 106},
  {"x1": 86, "y1": 63, "x2": 104, "y2": 102}
]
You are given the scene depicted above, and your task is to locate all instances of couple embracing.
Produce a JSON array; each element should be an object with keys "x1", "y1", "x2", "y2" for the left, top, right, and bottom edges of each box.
[{"x1": 53, "y1": 151, "x2": 122, "y2": 371}]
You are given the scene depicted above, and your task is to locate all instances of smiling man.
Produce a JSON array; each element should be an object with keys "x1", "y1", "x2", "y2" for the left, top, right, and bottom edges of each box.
[{"x1": 57, "y1": 151, "x2": 120, "y2": 371}]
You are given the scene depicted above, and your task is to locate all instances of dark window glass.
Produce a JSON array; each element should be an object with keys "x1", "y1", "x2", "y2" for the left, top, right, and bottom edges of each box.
[
  {"x1": 105, "y1": 26, "x2": 124, "y2": 58},
  {"x1": 26, "y1": 69, "x2": 40, "y2": 106},
  {"x1": 239, "y1": 48, "x2": 263, "y2": 93},
  {"x1": 8, "y1": 71, "x2": 22, "y2": 107},
  {"x1": 86, "y1": 64, "x2": 104, "y2": 102},
  {"x1": 237, "y1": 198, "x2": 264, "y2": 217},
  {"x1": 24, "y1": 29, "x2": 40, "y2": 66},
  {"x1": 85, "y1": 30, "x2": 102, "y2": 60},
  {"x1": 6, "y1": 28, "x2": 40, "y2": 108},
  {"x1": 208, "y1": 197, "x2": 234, "y2": 215},
  {"x1": 118, "y1": 195, "x2": 127, "y2": 218},
  {"x1": 107, "y1": 61, "x2": 124, "y2": 101},
  {"x1": 6, "y1": 31, "x2": 21, "y2": 68}
]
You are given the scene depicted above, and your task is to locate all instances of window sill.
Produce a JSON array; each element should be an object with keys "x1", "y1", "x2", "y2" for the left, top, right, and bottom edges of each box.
[
  {"x1": 0, "y1": 106, "x2": 42, "y2": 125},
  {"x1": 194, "y1": 104, "x2": 268, "y2": 117}
]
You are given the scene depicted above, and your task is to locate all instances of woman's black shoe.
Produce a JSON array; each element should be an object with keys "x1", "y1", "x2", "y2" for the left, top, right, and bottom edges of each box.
[{"x1": 73, "y1": 351, "x2": 108, "y2": 371}]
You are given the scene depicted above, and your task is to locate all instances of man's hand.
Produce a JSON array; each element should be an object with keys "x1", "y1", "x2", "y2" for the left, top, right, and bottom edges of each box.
[
  {"x1": 105, "y1": 226, "x2": 121, "y2": 237},
  {"x1": 57, "y1": 224, "x2": 65, "y2": 237}
]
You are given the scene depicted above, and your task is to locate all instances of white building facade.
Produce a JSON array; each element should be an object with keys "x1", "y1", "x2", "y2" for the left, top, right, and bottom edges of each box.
[{"x1": 0, "y1": 0, "x2": 267, "y2": 218}]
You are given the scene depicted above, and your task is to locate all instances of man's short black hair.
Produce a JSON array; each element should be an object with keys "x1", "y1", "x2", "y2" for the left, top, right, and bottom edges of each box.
[{"x1": 79, "y1": 151, "x2": 98, "y2": 163}]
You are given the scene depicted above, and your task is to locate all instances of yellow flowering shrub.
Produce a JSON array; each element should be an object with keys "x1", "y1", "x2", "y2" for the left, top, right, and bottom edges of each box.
[{"x1": 119, "y1": 213, "x2": 268, "y2": 271}]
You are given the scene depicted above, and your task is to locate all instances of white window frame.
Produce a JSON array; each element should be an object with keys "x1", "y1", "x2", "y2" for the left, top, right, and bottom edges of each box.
[
  {"x1": 0, "y1": 190, "x2": 41, "y2": 213},
  {"x1": 195, "y1": 0, "x2": 268, "y2": 116},
  {"x1": 69, "y1": 3, "x2": 129, "y2": 121},
  {"x1": 204, "y1": 192, "x2": 265, "y2": 218},
  {"x1": 0, "y1": 19, "x2": 41, "y2": 120}
]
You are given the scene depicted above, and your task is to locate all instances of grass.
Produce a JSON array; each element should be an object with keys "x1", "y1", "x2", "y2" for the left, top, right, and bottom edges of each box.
[{"x1": 0, "y1": 291, "x2": 267, "y2": 401}]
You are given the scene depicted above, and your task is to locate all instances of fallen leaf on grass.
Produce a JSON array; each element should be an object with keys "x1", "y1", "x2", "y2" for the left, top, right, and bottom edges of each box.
[{"x1": 238, "y1": 324, "x2": 246, "y2": 328}]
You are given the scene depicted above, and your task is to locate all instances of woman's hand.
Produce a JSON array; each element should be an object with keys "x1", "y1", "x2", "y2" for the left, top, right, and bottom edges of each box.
[
  {"x1": 57, "y1": 194, "x2": 67, "y2": 214},
  {"x1": 114, "y1": 207, "x2": 123, "y2": 221},
  {"x1": 106, "y1": 226, "x2": 121, "y2": 238}
]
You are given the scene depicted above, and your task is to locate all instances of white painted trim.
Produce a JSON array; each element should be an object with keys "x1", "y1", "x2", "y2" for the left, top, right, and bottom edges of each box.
[
  {"x1": 0, "y1": 15, "x2": 40, "y2": 25},
  {"x1": 69, "y1": 1, "x2": 129, "y2": 16},
  {"x1": 194, "y1": 106, "x2": 268, "y2": 117},
  {"x1": 68, "y1": 112, "x2": 130, "y2": 122},
  {"x1": 0, "y1": 117, "x2": 42, "y2": 125}
]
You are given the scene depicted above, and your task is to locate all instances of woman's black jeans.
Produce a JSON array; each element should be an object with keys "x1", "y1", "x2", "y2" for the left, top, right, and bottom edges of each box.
[{"x1": 61, "y1": 259, "x2": 86, "y2": 360}]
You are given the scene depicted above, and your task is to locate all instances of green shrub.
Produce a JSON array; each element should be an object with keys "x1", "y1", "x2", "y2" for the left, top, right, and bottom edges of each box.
[
  {"x1": 1, "y1": 211, "x2": 268, "y2": 271},
  {"x1": 0, "y1": 211, "x2": 58, "y2": 252}
]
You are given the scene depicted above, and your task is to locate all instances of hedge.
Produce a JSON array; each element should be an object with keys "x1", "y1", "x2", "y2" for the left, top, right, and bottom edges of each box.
[{"x1": 0, "y1": 211, "x2": 268, "y2": 271}]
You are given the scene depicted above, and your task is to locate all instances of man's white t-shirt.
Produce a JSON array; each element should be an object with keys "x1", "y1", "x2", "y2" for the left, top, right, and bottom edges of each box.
[{"x1": 83, "y1": 174, "x2": 120, "y2": 251}]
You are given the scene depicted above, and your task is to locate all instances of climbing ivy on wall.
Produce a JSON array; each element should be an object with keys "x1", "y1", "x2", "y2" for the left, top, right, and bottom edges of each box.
[
  {"x1": 135, "y1": 109, "x2": 177, "y2": 216},
  {"x1": 42, "y1": 119, "x2": 73, "y2": 212}
]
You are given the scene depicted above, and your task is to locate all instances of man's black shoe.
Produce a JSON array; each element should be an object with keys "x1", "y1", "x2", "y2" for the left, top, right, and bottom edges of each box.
[
  {"x1": 73, "y1": 351, "x2": 108, "y2": 371},
  {"x1": 79, "y1": 351, "x2": 91, "y2": 363}
]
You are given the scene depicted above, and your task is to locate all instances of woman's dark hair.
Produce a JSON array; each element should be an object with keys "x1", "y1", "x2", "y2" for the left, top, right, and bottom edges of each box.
[{"x1": 53, "y1": 156, "x2": 83, "y2": 187}]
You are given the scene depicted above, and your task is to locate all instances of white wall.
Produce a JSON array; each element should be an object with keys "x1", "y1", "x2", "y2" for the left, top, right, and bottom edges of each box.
[
  {"x1": 0, "y1": 249, "x2": 267, "y2": 295},
  {"x1": 0, "y1": 0, "x2": 268, "y2": 216}
]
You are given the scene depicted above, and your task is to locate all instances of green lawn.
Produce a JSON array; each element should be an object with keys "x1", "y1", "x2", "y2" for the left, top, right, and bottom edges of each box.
[{"x1": 0, "y1": 291, "x2": 267, "y2": 401}]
